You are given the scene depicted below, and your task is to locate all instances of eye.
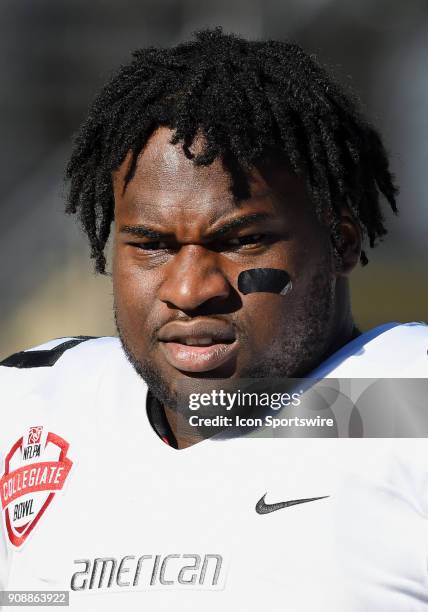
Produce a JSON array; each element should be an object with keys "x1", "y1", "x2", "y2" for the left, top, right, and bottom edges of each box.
[
  {"x1": 225, "y1": 233, "x2": 266, "y2": 247},
  {"x1": 134, "y1": 241, "x2": 169, "y2": 251}
]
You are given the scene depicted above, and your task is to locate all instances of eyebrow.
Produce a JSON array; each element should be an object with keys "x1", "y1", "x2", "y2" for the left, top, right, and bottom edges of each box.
[
  {"x1": 209, "y1": 212, "x2": 275, "y2": 238},
  {"x1": 120, "y1": 225, "x2": 165, "y2": 239},
  {"x1": 119, "y1": 212, "x2": 276, "y2": 241}
]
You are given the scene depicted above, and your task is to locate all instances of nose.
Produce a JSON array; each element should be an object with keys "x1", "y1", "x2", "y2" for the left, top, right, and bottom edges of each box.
[{"x1": 158, "y1": 245, "x2": 231, "y2": 311}]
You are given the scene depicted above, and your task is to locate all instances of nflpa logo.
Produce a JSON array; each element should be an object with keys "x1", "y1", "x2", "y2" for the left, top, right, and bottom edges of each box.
[{"x1": 27, "y1": 426, "x2": 43, "y2": 445}]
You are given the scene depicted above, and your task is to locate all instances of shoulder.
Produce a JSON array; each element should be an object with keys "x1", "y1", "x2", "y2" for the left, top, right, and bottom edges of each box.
[
  {"x1": 0, "y1": 335, "x2": 148, "y2": 444},
  {"x1": 0, "y1": 336, "x2": 124, "y2": 399},
  {"x1": 0, "y1": 336, "x2": 119, "y2": 367},
  {"x1": 0, "y1": 335, "x2": 123, "y2": 370},
  {"x1": 313, "y1": 322, "x2": 428, "y2": 378}
]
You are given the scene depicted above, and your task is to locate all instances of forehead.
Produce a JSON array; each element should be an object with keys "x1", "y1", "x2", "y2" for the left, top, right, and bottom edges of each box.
[{"x1": 113, "y1": 126, "x2": 311, "y2": 228}]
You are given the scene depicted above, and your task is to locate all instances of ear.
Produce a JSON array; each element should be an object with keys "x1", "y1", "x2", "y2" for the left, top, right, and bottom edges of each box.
[{"x1": 334, "y1": 209, "x2": 362, "y2": 276}]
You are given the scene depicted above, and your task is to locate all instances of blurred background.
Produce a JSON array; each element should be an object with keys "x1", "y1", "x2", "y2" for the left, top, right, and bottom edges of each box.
[{"x1": 1, "y1": 0, "x2": 427, "y2": 358}]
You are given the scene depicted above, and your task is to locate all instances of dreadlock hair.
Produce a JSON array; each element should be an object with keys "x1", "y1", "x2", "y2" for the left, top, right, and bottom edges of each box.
[{"x1": 65, "y1": 27, "x2": 398, "y2": 274}]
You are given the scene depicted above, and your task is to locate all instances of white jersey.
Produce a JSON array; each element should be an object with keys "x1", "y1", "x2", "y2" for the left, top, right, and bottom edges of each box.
[{"x1": 0, "y1": 322, "x2": 427, "y2": 611}]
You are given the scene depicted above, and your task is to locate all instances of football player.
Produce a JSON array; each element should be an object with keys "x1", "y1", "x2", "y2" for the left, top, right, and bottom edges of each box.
[{"x1": 1, "y1": 28, "x2": 427, "y2": 611}]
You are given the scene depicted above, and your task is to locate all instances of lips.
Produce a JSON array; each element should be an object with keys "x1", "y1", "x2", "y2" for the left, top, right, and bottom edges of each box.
[{"x1": 158, "y1": 320, "x2": 238, "y2": 373}]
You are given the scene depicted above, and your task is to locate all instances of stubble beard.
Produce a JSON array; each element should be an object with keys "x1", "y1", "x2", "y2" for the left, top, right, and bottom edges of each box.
[{"x1": 114, "y1": 269, "x2": 336, "y2": 409}]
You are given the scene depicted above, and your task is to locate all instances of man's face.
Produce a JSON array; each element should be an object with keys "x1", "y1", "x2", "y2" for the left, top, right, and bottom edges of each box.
[{"x1": 113, "y1": 127, "x2": 340, "y2": 406}]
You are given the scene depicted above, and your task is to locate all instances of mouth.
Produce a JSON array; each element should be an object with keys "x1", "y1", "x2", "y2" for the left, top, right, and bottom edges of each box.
[{"x1": 157, "y1": 322, "x2": 238, "y2": 373}]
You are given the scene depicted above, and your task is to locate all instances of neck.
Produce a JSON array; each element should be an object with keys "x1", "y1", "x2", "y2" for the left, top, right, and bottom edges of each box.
[
  {"x1": 327, "y1": 278, "x2": 360, "y2": 356},
  {"x1": 164, "y1": 406, "x2": 204, "y2": 449}
]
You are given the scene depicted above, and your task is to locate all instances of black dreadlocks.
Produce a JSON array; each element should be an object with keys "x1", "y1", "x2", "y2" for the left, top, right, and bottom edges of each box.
[{"x1": 65, "y1": 27, "x2": 398, "y2": 273}]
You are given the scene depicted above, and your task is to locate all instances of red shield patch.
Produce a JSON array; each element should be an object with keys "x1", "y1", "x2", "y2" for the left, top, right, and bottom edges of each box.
[{"x1": 0, "y1": 428, "x2": 73, "y2": 547}]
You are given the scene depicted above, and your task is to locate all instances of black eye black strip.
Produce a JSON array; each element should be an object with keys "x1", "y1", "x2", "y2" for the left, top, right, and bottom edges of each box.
[{"x1": 237, "y1": 268, "x2": 292, "y2": 295}]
